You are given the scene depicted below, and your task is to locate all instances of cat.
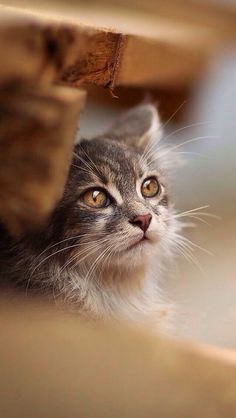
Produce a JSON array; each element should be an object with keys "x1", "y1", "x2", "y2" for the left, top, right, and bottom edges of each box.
[{"x1": 0, "y1": 104, "x2": 182, "y2": 331}]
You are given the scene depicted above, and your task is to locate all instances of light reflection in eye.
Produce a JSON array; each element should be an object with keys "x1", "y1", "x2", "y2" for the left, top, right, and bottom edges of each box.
[{"x1": 141, "y1": 177, "x2": 160, "y2": 198}]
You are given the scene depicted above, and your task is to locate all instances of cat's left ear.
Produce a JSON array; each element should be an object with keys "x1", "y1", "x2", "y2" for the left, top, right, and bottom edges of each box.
[{"x1": 105, "y1": 104, "x2": 162, "y2": 149}]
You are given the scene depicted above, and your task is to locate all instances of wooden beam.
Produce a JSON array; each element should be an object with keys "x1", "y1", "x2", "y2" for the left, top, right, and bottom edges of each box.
[
  {"x1": 0, "y1": 85, "x2": 85, "y2": 236},
  {"x1": 0, "y1": 1, "x2": 236, "y2": 89},
  {"x1": 0, "y1": 8, "x2": 122, "y2": 89}
]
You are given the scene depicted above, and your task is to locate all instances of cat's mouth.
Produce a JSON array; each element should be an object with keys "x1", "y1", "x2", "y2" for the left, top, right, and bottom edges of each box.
[{"x1": 127, "y1": 235, "x2": 149, "y2": 251}]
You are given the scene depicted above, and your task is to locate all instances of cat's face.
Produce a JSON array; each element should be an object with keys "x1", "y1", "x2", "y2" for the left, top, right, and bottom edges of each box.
[{"x1": 53, "y1": 105, "x2": 177, "y2": 278}]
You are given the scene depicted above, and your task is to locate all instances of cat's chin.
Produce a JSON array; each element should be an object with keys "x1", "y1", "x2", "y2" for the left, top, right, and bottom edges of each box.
[
  {"x1": 123, "y1": 234, "x2": 158, "y2": 253},
  {"x1": 126, "y1": 235, "x2": 148, "y2": 250},
  {"x1": 114, "y1": 237, "x2": 156, "y2": 268}
]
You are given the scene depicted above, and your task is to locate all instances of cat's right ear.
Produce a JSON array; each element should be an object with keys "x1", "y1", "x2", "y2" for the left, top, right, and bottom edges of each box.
[{"x1": 104, "y1": 104, "x2": 162, "y2": 149}]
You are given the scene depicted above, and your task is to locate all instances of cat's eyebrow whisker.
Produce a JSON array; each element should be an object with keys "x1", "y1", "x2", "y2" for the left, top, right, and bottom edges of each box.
[
  {"x1": 142, "y1": 135, "x2": 217, "y2": 170},
  {"x1": 141, "y1": 100, "x2": 188, "y2": 167},
  {"x1": 138, "y1": 118, "x2": 165, "y2": 166},
  {"x1": 157, "y1": 135, "x2": 219, "y2": 159},
  {"x1": 139, "y1": 137, "x2": 159, "y2": 166},
  {"x1": 73, "y1": 152, "x2": 98, "y2": 177},
  {"x1": 71, "y1": 163, "x2": 82, "y2": 170},
  {"x1": 79, "y1": 147, "x2": 104, "y2": 178},
  {"x1": 74, "y1": 148, "x2": 104, "y2": 180},
  {"x1": 148, "y1": 136, "x2": 218, "y2": 167},
  {"x1": 71, "y1": 163, "x2": 96, "y2": 177},
  {"x1": 161, "y1": 100, "x2": 187, "y2": 131},
  {"x1": 175, "y1": 151, "x2": 211, "y2": 159},
  {"x1": 164, "y1": 120, "x2": 213, "y2": 141}
]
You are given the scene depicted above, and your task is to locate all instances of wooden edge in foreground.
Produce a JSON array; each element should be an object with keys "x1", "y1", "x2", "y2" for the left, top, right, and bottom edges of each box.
[
  {"x1": 0, "y1": 85, "x2": 86, "y2": 236},
  {"x1": 0, "y1": 2, "x2": 236, "y2": 89},
  {"x1": 0, "y1": 298, "x2": 236, "y2": 418},
  {"x1": 0, "y1": 6, "x2": 123, "y2": 89}
]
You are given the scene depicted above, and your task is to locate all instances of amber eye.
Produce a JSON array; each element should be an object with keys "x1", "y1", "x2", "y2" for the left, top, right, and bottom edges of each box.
[
  {"x1": 82, "y1": 189, "x2": 110, "y2": 208},
  {"x1": 141, "y1": 177, "x2": 160, "y2": 198}
]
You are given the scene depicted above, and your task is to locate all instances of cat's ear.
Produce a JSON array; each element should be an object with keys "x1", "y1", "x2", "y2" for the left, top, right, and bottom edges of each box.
[{"x1": 105, "y1": 104, "x2": 162, "y2": 149}]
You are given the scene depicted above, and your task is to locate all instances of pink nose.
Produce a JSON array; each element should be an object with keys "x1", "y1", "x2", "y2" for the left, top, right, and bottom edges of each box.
[{"x1": 130, "y1": 214, "x2": 152, "y2": 233}]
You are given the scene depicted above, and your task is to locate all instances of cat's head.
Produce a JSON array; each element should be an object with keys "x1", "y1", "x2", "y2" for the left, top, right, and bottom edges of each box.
[{"x1": 53, "y1": 104, "x2": 179, "y2": 279}]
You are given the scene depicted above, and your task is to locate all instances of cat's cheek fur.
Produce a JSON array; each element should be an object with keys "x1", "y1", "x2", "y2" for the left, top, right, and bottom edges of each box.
[{"x1": 51, "y1": 214, "x2": 179, "y2": 329}]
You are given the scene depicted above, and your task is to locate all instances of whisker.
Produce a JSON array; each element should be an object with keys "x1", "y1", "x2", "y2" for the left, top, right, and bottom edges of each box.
[
  {"x1": 73, "y1": 152, "x2": 98, "y2": 177},
  {"x1": 162, "y1": 100, "x2": 187, "y2": 131},
  {"x1": 157, "y1": 136, "x2": 218, "y2": 158},
  {"x1": 174, "y1": 205, "x2": 209, "y2": 215},
  {"x1": 79, "y1": 146, "x2": 103, "y2": 177},
  {"x1": 173, "y1": 238, "x2": 207, "y2": 277},
  {"x1": 59, "y1": 237, "x2": 111, "y2": 273},
  {"x1": 164, "y1": 121, "x2": 213, "y2": 141},
  {"x1": 176, "y1": 151, "x2": 211, "y2": 159},
  {"x1": 174, "y1": 233, "x2": 213, "y2": 256},
  {"x1": 33, "y1": 231, "x2": 110, "y2": 262},
  {"x1": 180, "y1": 216, "x2": 211, "y2": 227}
]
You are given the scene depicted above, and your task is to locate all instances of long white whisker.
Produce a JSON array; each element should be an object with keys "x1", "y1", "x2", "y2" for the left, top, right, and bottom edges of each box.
[
  {"x1": 162, "y1": 100, "x2": 187, "y2": 130},
  {"x1": 173, "y1": 238, "x2": 207, "y2": 277},
  {"x1": 59, "y1": 237, "x2": 111, "y2": 273},
  {"x1": 174, "y1": 233, "x2": 213, "y2": 256},
  {"x1": 157, "y1": 136, "x2": 218, "y2": 158},
  {"x1": 164, "y1": 121, "x2": 213, "y2": 141}
]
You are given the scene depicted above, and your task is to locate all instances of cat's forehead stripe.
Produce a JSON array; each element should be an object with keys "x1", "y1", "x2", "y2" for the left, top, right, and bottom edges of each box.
[{"x1": 77, "y1": 138, "x2": 163, "y2": 201}]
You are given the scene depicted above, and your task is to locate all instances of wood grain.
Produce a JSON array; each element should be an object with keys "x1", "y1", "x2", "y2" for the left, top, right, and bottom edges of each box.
[
  {"x1": 0, "y1": 7, "x2": 123, "y2": 89},
  {"x1": 0, "y1": 1, "x2": 236, "y2": 89},
  {"x1": 0, "y1": 85, "x2": 85, "y2": 236}
]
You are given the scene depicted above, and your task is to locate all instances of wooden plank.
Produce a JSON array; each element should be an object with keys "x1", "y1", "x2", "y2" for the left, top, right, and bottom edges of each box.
[
  {"x1": 0, "y1": 7, "x2": 123, "y2": 89},
  {"x1": 0, "y1": 1, "x2": 236, "y2": 89},
  {"x1": 0, "y1": 298, "x2": 236, "y2": 418},
  {"x1": 0, "y1": 85, "x2": 86, "y2": 236}
]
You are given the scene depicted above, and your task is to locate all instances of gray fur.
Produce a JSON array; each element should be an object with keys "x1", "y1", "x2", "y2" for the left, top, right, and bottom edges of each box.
[{"x1": 0, "y1": 104, "x2": 182, "y2": 329}]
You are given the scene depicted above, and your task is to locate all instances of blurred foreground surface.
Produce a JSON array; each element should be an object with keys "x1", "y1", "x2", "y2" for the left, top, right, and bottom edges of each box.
[{"x1": 1, "y1": 298, "x2": 236, "y2": 418}]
